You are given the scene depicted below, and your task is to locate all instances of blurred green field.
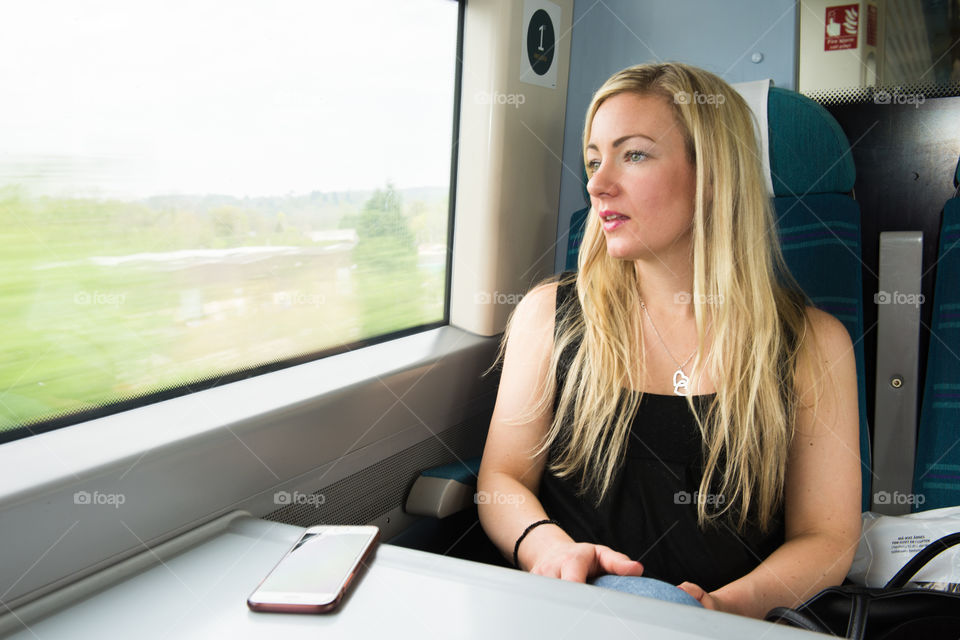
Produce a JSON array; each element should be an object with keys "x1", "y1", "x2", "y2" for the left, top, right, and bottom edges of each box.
[{"x1": 0, "y1": 185, "x2": 447, "y2": 433}]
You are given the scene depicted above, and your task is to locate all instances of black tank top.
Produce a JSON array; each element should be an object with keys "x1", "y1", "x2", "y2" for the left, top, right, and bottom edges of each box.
[{"x1": 538, "y1": 274, "x2": 785, "y2": 591}]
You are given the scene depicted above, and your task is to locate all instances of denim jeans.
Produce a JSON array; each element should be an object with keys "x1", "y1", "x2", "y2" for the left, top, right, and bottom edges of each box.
[{"x1": 590, "y1": 574, "x2": 704, "y2": 608}]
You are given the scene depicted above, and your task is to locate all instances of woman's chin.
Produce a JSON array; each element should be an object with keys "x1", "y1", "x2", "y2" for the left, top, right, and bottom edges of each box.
[{"x1": 605, "y1": 244, "x2": 640, "y2": 261}]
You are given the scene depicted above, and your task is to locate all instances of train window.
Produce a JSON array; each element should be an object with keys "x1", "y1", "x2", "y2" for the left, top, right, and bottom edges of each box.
[{"x1": 0, "y1": 0, "x2": 460, "y2": 441}]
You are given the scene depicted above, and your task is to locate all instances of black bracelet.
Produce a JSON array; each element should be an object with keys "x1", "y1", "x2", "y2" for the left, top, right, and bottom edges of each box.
[{"x1": 513, "y1": 519, "x2": 559, "y2": 569}]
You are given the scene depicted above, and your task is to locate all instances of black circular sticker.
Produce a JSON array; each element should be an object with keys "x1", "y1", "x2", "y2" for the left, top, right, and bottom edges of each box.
[{"x1": 526, "y1": 9, "x2": 555, "y2": 76}]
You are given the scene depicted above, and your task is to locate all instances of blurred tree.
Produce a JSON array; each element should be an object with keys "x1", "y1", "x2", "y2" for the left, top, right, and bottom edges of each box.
[{"x1": 351, "y1": 183, "x2": 423, "y2": 334}]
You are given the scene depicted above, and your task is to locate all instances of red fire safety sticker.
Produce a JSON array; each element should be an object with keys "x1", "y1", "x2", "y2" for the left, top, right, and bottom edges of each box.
[{"x1": 825, "y1": 4, "x2": 859, "y2": 51}]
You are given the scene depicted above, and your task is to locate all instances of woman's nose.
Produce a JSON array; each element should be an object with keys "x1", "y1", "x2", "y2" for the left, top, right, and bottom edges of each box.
[{"x1": 587, "y1": 163, "x2": 617, "y2": 198}]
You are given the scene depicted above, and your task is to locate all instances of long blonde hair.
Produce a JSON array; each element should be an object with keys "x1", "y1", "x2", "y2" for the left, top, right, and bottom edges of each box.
[{"x1": 501, "y1": 63, "x2": 817, "y2": 532}]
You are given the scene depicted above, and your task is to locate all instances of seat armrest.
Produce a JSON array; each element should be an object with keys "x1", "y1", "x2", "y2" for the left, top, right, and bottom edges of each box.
[{"x1": 405, "y1": 457, "x2": 481, "y2": 518}]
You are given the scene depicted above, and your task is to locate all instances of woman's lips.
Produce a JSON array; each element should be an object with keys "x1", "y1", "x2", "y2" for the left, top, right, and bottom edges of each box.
[{"x1": 599, "y1": 210, "x2": 630, "y2": 231}]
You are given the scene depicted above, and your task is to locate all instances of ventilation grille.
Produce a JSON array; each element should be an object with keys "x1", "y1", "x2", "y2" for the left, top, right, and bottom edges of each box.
[
  {"x1": 263, "y1": 418, "x2": 485, "y2": 528},
  {"x1": 805, "y1": 82, "x2": 960, "y2": 106}
]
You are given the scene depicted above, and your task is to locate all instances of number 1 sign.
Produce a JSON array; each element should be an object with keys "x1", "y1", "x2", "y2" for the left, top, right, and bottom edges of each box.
[{"x1": 520, "y1": 0, "x2": 561, "y2": 88}]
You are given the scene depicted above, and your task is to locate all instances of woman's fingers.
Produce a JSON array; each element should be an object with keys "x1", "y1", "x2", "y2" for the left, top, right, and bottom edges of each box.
[
  {"x1": 529, "y1": 541, "x2": 591, "y2": 580},
  {"x1": 595, "y1": 545, "x2": 644, "y2": 576},
  {"x1": 530, "y1": 542, "x2": 612, "y2": 582},
  {"x1": 529, "y1": 542, "x2": 644, "y2": 583},
  {"x1": 677, "y1": 581, "x2": 719, "y2": 610},
  {"x1": 677, "y1": 581, "x2": 703, "y2": 599},
  {"x1": 558, "y1": 555, "x2": 591, "y2": 583}
]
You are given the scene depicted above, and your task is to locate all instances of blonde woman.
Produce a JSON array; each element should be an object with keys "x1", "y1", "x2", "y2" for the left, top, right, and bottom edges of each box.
[{"x1": 476, "y1": 63, "x2": 861, "y2": 618}]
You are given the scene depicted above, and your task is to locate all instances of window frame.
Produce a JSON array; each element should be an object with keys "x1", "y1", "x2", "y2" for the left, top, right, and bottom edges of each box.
[{"x1": 0, "y1": 0, "x2": 464, "y2": 443}]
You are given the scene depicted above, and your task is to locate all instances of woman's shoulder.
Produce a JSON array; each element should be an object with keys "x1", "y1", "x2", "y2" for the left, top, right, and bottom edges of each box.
[
  {"x1": 516, "y1": 271, "x2": 576, "y2": 314},
  {"x1": 793, "y1": 305, "x2": 857, "y2": 398},
  {"x1": 507, "y1": 271, "x2": 578, "y2": 339},
  {"x1": 507, "y1": 279, "x2": 559, "y2": 336},
  {"x1": 801, "y1": 305, "x2": 854, "y2": 352}
]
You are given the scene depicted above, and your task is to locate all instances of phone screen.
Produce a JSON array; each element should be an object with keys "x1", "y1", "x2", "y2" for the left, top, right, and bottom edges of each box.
[{"x1": 249, "y1": 526, "x2": 379, "y2": 610}]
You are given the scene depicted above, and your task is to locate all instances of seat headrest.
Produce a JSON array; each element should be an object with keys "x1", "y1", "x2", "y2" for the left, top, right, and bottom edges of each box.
[
  {"x1": 767, "y1": 87, "x2": 855, "y2": 196},
  {"x1": 731, "y1": 79, "x2": 774, "y2": 196}
]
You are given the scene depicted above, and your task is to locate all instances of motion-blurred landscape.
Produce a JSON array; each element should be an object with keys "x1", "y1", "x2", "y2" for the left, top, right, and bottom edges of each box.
[{"x1": 0, "y1": 183, "x2": 448, "y2": 431}]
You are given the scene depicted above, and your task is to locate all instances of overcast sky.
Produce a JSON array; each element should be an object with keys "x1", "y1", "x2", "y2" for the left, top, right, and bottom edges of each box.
[{"x1": 0, "y1": 0, "x2": 458, "y2": 198}]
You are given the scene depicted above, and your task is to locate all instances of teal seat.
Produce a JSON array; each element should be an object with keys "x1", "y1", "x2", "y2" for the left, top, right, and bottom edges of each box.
[
  {"x1": 421, "y1": 458, "x2": 481, "y2": 484},
  {"x1": 767, "y1": 87, "x2": 871, "y2": 512},
  {"x1": 564, "y1": 172, "x2": 591, "y2": 271},
  {"x1": 913, "y1": 156, "x2": 960, "y2": 509},
  {"x1": 565, "y1": 207, "x2": 589, "y2": 270}
]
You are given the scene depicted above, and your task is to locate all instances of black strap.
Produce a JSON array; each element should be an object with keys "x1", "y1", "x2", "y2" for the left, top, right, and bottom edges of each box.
[
  {"x1": 886, "y1": 531, "x2": 960, "y2": 589},
  {"x1": 845, "y1": 593, "x2": 868, "y2": 640},
  {"x1": 765, "y1": 606, "x2": 833, "y2": 633}
]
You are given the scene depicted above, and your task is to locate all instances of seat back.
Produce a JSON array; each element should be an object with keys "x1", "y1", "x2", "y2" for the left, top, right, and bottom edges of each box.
[
  {"x1": 767, "y1": 87, "x2": 872, "y2": 512},
  {"x1": 565, "y1": 206, "x2": 589, "y2": 270},
  {"x1": 913, "y1": 157, "x2": 960, "y2": 510}
]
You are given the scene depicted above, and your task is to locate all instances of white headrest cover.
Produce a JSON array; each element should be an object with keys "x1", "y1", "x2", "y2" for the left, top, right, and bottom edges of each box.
[{"x1": 731, "y1": 79, "x2": 773, "y2": 196}]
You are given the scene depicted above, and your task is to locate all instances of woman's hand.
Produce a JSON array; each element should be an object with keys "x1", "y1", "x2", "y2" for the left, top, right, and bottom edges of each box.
[
  {"x1": 676, "y1": 581, "x2": 721, "y2": 610},
  {"x1": 528, "y1": 540, "x2": 644, "y2": 583}
]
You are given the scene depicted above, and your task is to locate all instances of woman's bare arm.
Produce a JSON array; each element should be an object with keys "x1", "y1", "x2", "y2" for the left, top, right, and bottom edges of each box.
[
  {"x1": 477, "y1": 282, "x2": 643, "y2": 581},
  {"x1": 680, "y1": 308, "x2": 863, "y2": 617}
]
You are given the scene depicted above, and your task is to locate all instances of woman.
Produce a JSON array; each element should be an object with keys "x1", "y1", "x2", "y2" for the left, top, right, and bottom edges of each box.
[{"x1": 476, "y1": 63, "x2": 862, "y2": 618}]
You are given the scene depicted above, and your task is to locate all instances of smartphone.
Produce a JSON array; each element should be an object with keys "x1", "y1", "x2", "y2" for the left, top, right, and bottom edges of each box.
[{"x1": 247, "y1": 525, "x2": 380, "y2": 613}]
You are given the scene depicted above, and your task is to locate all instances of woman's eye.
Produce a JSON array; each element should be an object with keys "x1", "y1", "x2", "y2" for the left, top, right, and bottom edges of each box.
[
  {"x1": 625, "y1": 150, "x2": 648, "y2": 162},
  {"x1": 586, "y1": 159, "x2": 600, "y2": 174}
]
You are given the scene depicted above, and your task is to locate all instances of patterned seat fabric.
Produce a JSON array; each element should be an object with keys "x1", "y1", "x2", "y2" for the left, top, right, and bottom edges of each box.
[{"x1": 913, "y1": 156, "x2": 960, "y2": 510}]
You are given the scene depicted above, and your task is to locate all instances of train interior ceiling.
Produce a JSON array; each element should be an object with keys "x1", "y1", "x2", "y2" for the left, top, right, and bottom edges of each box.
[{"x1": 1, "y1": 0, "x2": 959, "y2": 635}]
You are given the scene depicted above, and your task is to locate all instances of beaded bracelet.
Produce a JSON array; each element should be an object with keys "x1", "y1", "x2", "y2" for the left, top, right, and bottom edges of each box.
[{"x1": 513, "y1": 519, "x2": 559, "y2": 569}]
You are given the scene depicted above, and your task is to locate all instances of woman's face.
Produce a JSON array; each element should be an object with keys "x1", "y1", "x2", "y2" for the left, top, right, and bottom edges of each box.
[{"x1": 585, "y1": 92, "x2": 698, "y2": 262}]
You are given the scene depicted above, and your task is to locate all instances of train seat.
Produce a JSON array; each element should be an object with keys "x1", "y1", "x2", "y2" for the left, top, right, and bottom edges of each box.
[
  {"x1": 912, "y1": 156, "x2": 960, "y2": 510},
  {"x1": 404, "y1": 458, "x2": 481, "y2": 519},
  {"x1": 764, "y1": 85, "x2": 872, "y2": 512},
  {"x1": 565, "y1": 197, "x2": 589, "y2": 270}
]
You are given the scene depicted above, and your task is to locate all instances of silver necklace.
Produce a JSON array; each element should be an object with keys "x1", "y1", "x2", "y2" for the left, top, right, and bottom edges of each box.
[{"x1": 639, "y1": 299, "x2": 696, "y2": 395}]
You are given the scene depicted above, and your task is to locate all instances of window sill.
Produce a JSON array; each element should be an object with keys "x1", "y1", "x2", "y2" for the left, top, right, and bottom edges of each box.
[{"x1": 0, "y1": 325, "x2": 499, "y2": 608}]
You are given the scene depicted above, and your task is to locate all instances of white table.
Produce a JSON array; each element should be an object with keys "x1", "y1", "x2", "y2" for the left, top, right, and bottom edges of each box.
[{"x1": 6, "y1": 516, "x2": 823, "y2": 639}]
